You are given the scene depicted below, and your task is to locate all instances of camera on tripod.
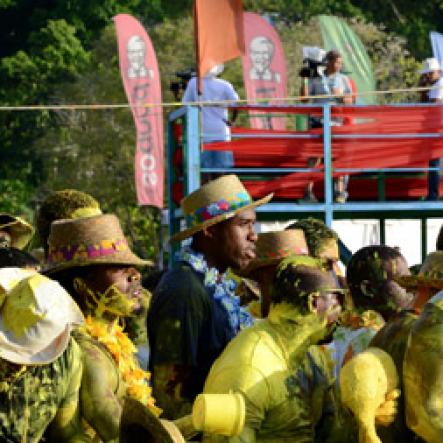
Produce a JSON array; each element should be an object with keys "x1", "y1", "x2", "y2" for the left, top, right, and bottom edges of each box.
[
  {"x1": 299, "y1": 46, "x2": 326, "y2": 79},
  {"x1": 169, "y1": 68, "x2": 196, "y2": 100}
]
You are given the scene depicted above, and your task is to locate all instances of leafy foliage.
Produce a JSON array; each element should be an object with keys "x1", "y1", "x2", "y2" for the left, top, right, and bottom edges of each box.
[{"x1": 0, "y1": 179, "x2": 34, "y2": 220}]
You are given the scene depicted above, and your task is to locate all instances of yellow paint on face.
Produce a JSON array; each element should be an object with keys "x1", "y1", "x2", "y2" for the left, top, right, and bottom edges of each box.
[{"x1": 318, "y1": 238, "x2": 339, "y2": 262}]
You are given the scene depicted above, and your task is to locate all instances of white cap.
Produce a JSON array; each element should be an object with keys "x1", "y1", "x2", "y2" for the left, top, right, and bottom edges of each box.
[
  {"x1": 206, "y1": 64, "x2": 225, "y2": 77},
  {"x1": 419, "y1": 58, "x2": 441, "y2": 74},
  {"x1": 302, "y1": 46, "x2": 326, "y2": 63},
  {"x1": 0, "y1": 268, "x2": 84, "y2": 365}
]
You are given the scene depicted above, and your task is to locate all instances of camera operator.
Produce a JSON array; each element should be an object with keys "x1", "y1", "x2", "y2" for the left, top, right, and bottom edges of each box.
[
  {"x1": 169, "y1": 68, "x2": 195, "y2": 102},
  {"x1": 300, "y1": 49, "x2": 353, "y2": 203},
  {"x1": 418, "y1": 58, "x2": 443, "y2": 200}
]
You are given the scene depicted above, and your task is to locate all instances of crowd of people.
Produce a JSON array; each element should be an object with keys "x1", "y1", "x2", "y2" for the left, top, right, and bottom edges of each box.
[{"x1": 1, "y1": 173, "x2": 443, "y2": 442}]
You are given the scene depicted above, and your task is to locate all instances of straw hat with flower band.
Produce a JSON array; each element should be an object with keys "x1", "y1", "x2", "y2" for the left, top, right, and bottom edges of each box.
[
  {"x1": 44, "y1": 213, "x2": 152, "y2": 275},
  {"x1": 0, "y1": 213, "x2": 34, "y2": 250},
  {"x1": 237, "y1": 229, "x2": 309, "y2": 277},
  {"x1": 0, "y1": 267, "x2": 84, "y2": 365},
  {"x1": 170, "y1": 175, "x2": 273, "y2": 242}
]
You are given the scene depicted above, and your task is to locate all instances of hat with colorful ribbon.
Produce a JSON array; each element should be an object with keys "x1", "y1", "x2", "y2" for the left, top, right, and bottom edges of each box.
[
  {"x1": 170, "y1": 175, "x2": 273, "y2": 242},
  {"x1": 0, "y1": 213, "x2": 34, "y2": 250},
  {"x1": 0, "y1": 268, "x2": 84, "y2": 365},
  {"x1": 44, "y1": 213, "x2": 152, "y2": 275},
  {"x1": 237, "y1": 229, "x2": 309, "y2": 277}
]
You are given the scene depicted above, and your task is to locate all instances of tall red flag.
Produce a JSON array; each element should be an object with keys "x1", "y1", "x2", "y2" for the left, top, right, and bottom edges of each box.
[
  {"x1": 242, "y1": 12, "x2": 287, "y2": 130},
  {"x1": 195, "y1": 0, "x2": 244, "y2": 83},
  {"x1": 114, "y1": 14, "x2": 164, "y2": 208}
]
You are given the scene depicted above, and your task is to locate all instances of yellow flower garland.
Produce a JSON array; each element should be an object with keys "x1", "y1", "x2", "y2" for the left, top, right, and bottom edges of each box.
[{"x1": 83, "y1": 315, "x2": 161, "y2": 416}]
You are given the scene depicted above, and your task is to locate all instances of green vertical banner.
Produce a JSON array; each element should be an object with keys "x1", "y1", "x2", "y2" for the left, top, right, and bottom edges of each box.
[{"x1": 319, "y1": 15, "x2": 376, "y2": 104}]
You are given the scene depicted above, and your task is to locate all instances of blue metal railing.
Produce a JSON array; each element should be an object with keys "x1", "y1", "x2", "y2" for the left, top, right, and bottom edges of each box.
[{"x1": 167, "y1": 103, "x2": 443, "y2": 261}]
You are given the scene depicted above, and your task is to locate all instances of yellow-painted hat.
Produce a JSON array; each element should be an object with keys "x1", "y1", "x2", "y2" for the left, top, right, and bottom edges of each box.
[
  {"x1": 170, "y1": 175, "x2": 273, "y2": 242},
  {"x1": 192, "y1": 392, "x2": 245, "y2": 437},
  {"x1": 237, "y1": 229, "x2": 309, "y2": 277},
  {"x1": 0, "y1": 268, "x2": 84, "y2": 365},
  {"x1": 0, "y1": 213, "x2": 34, "y2": 250}
]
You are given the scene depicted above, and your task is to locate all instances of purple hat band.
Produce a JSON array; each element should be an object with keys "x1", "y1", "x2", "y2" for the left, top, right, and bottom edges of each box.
[
  {"x1": 186, "y1": 191, "x2": 252, "y2": 227},
  {"x1": 48, "y1": 238, "x2": 129, "y2": 264}
]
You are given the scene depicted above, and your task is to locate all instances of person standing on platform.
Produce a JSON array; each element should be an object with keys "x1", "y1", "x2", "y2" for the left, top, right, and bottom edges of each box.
[
  {"x1": 418, "y1": 57, "x2": 443, "y2": 200},
  {"x1": 182, "y1": 64, "x2": 239, "y2": 144},
  {"x1": 301, "y1": 50, "x2": 353, "y2": 203}
]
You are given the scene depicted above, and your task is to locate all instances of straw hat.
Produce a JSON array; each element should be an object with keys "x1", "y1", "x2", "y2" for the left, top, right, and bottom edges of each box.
[
  {"x1": 0, "y1": 268, "x2": 84, "y2": 365},
  {"x1": 396, "y1": 251, "x2": 443, "y2": 290},
  {"x1": 237, "y1": 229, "x2": 308, "y2": 277},
  {"x1": 171, "y1": 175, "x2": 272, "y2": 242},
  {"x1": 0, "y1": 213, "x2": 34, "y2": 250},
  {"x1": 119, "y1": 397, "x2": 185, "y2": 443},
  {"x1": 419, "y1": 57, "x2": 441, "y2": 74},
  {"x1": 44, "y1": 213, "x2": 152, "y2": 275}
]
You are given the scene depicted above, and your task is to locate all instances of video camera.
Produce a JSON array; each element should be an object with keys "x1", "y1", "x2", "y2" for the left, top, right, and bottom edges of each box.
[
  {"x1": 299, "y1": 46, "x2": 326, "y2": 79},
  {"x1": 169, "y1": 68, "x2": 196, "y2": 100}
]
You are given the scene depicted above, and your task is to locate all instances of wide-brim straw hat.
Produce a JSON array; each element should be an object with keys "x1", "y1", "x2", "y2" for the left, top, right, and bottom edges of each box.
[
  {"x1": 119, "y1": 397, "x2": 185, "y2": 443},
  {"x1": 0, "y1": 213, "x2": 34, "y2": 250},
  {"x1": 170, "y1": 175, "x2": 273, "y2": 242},
  {"x1": 237, "y1": 229, "x2": 309, "y2": 277},
  {"x1": 0, "y1": 268, "x2": 84, "y2": 365},
  {"x1": 44, "y1": 213, "x2": 152, "y2": 275},
  {"x1": 396, "y1": 251, "x2": 443, "y2": 290}
]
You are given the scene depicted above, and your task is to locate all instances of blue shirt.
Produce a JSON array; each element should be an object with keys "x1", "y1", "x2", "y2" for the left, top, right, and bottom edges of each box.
[{"x1": 309, "y1": 72, "x2": 352, "y2": 104}]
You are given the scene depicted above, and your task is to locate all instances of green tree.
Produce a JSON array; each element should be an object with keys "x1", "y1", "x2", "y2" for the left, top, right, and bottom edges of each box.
[
  {"x1": 243, "y1": 0, "x2": 362, "y2": 23},
  {"x1": 0, "y1": 19, "x2": 89, "y2": 186},
  {"x1": 0, "y1": 178, "x2": 33, "y2": 220}
]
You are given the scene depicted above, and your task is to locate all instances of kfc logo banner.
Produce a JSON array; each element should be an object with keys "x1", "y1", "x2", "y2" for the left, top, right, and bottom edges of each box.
[
  {"x1": 114, "y1": 14, "x2": 164, "y2": 208},
  {"x1": 242, "y1": 12, "x2": 287, "y2": 130}
]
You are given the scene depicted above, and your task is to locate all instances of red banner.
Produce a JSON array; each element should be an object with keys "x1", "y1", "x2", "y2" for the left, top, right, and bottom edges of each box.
[
  {"x1": 242, "y1": 12, "x2": 287, "y2": 130},
  {"x1": 113, "y1": 14, "x2": 164, "y2": 208}
]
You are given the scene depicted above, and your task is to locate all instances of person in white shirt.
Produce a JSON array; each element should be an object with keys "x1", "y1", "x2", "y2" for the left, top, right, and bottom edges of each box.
[
  {"x1": 418, "y1": 57, "x2": 443, "y2": 200},
  {"x1": 182, "y1": 64, "x2": 239, "y2": 144}
]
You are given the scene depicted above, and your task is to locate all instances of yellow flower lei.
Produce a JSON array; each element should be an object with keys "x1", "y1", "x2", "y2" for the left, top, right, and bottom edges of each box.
[{"x1": 83, "y1": 315, "x2": 161, "y2": 416}]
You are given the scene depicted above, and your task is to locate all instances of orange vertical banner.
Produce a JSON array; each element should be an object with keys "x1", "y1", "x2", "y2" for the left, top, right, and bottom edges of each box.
[
  {"x1": 114, "y1": 14, "x2": 164, "y2": 208},
  {"x1": 195, "y1": 0, "x2": 245, "y2": 82}
]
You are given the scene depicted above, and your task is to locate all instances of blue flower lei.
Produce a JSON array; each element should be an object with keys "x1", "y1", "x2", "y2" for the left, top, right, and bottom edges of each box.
[{"x1": 178, "y1": 246, "x2": 254, "y2": 333}]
